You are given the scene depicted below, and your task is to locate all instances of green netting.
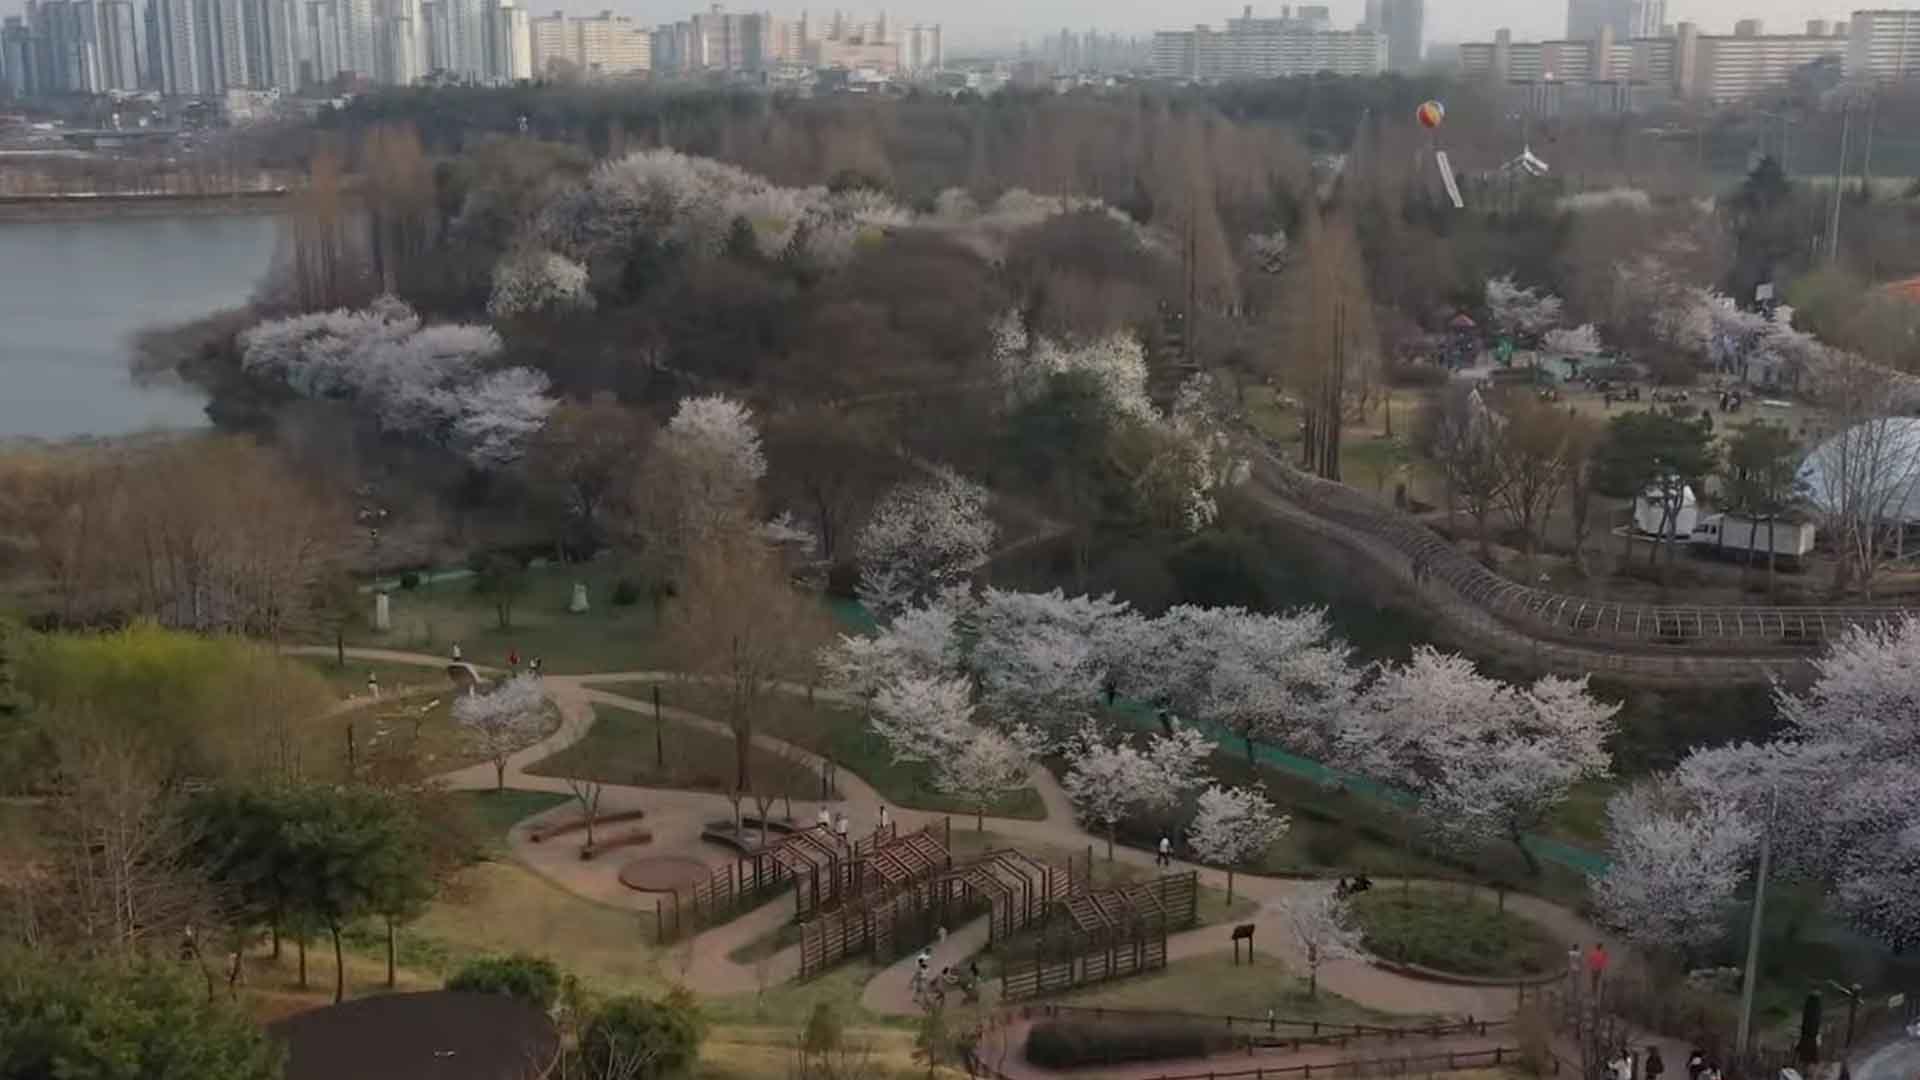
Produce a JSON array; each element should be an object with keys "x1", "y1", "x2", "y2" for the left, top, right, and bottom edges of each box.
[{"x1": 1109, "y1": 699, "x2": 1611, "y2": 877}]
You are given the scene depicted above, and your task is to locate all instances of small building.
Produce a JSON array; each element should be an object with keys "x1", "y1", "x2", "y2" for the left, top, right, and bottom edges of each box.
[
  {"x1": 1632, "y1": 483, "x2": 1698, "y2": 537},
  {"x1": 1690, "y1": 512, "x2": 1816, "y2": 561}
]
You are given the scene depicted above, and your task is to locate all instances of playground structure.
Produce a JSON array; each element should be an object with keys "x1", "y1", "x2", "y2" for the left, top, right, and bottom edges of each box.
[
  {"x1": 1000, "y1": 871, "x2": 1200, "y2": 1002},
  {"x1": 798, "y1": 837, "x2": 1072, "y2": 979}
]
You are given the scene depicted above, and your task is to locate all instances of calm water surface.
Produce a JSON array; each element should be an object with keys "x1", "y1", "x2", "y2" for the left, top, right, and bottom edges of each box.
[{"x1": 0, "y1": 214, "x2": 280, "y2": 439}]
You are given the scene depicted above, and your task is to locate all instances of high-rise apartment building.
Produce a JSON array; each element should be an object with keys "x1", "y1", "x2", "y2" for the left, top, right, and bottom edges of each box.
[
  {"x1": 1154, "y1": 7, "x2": 1385, "y2": 80},
  {"x1": 1378, "y1": 0, "x2": 1421, "y2": 70},
  {"x1": 1848, "y1": 9, "x2": 1920, "y2": 82},
  {"x1": 1566, "y1": 0, "x2": 1627, "y2": 40},
  {"x1": 901, "y1": 21, "x2": 939, "y2": 72},
  {"x1": 567, "y1": 10, "x2": 646, "y2": 75}
]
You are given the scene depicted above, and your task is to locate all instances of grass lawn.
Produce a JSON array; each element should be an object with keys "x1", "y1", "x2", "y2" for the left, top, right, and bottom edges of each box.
[
  {"x1": 345, "y1": 560, "x2": 669, "y2": 675},
  {"x1": 294, "y1": 655, "x2": 460, "y2": 699},
  {"x1": 451, "y1": 788, "x2": 573, "y2": 853},
  {"x1": 1052, "y1": 951, "x2": 1407, "y2": 1025},
  {"x1": 1544, "y1": 779, "x2": 1615, "y2": 848},
  {"x1": 1349, "y1": 886, "x2": 1566, "y2": 978},
  {"x1": 303, "y1": 690, "x2": 559, "y2": 784},
  {"x1": 597, "y1": 681, "x2": 1046, "y2": 821},
  {"x1": 526, "y1": 704, "x2": 820, "y2": 797}
]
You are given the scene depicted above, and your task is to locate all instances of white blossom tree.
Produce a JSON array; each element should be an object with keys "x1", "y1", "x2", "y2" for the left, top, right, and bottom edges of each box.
[
  {"x1": 1187, "y1": 785, "x2": 1290, "y2": 901},
  {"x1": 1485, "y1": 275, "x2": 1565, "y2": 341},
  {"x1": 651, "y1": 394, "x2": 767, "y2": 548},
  {"x1": 487, "y1": 249, "x2": 593, "y2": 318},
  {"x1": 1671, "y1": 617, "x2": 1920, "y2": 950},
  {"x1": 935, "y1": 726, "x2": 1037, "y2": 831},
  {"x1": 452, "y1": 675, "x2": 549, "y2": 791},
  {"x1": 1276, "y1": 885, "x2": 1366, "y2": 998},
  {"x1": 239, "y1": 297, "x2": 552, "y2": 469},
  {"x1": 1592, "y1": 781, "x2": 1757, "y2": 956},
  {"x1": 971, "y1": 589, "x2": 1128, "y2": 747},
  {"x1": 993, "y1": 309, "x2": 1156, "y2": 422},
  {"x1": 870, "y1": 673, "x2": 973, "y2": 770},
  {"x1": 1542, "y1": 324, "x2": 1603, "y2": 361},
  {"x1": 1334, "y1": 648, "x2": 1616, "y2": 872},
  {"x1": 855, "y1": 469, "x2": 996, "y2": 620},
  {"x1": 1062, "y1": 723, "x2": 1160, "y2": 861},
  {"x1": 819, "y1": 602, "x2": 962, "y2": 705}
]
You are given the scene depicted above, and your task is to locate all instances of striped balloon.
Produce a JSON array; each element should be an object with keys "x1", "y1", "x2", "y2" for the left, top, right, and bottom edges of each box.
[{"x1": 1416, "y1": 100, "x2": 1445, "y2": 129}]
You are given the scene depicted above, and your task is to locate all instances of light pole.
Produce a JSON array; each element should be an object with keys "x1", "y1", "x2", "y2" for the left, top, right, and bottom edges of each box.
[{"x1": 1736, "y1": 785, "x2": 1778, "y2": 1059}]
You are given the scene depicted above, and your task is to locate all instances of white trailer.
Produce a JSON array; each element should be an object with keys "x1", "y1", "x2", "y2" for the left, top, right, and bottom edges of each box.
[{"x1": 1689, "y1": 513, "x2": 1817, "y2": 561}]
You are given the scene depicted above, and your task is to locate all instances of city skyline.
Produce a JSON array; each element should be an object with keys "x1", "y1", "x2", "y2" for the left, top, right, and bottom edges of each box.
[{"x1": 5, "y1": 0, "x2": 1903, "y2": 53}]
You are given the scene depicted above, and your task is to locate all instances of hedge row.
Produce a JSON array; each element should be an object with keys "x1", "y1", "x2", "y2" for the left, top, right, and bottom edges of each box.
[{"x1": 1024, "y1": 1019, "x2": 1233, "y2": 1069}]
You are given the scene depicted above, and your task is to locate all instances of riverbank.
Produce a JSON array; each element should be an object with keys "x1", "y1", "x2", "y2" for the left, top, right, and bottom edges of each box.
[{"x1": 0, "y1": 190, "x2": 289, "y2": 223}]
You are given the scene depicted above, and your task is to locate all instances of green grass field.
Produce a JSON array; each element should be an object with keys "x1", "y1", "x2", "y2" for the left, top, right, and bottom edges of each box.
[
  {"x1": 526, "y1": 704, "x2": 820, "y2": 798},
  {"x1": 1051, "y1": 951, "x2": 1407, "y2": 1024},
  {"x1": 597, "y1": 681, "x2": 1047, "y2": 821},
  {"x1": 1349, "y1": 885, "x2": 1566, "y2": 977},
  {"x1": 345, "y1": 561, "x2": 669, "y2": 675}
]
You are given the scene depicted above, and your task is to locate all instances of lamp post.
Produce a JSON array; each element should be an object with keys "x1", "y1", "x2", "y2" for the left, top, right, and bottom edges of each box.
[
  {"x1": 1827, "y1": 979, "x2": 1864, "y2": 1054},
  {"x1": 1736, "y1": 785, "x2": 1778, "y2": 1059}
]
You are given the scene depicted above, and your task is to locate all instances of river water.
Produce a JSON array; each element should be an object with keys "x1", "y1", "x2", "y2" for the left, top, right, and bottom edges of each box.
[{"x1": 0, "y1": 213, "x2": 280, "y2": 440}]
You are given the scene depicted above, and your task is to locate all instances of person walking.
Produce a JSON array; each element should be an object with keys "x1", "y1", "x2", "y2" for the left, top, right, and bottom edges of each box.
[
  {"x1": 1586, "y1": 942, "x2": 1610, "y2": 995},
  {"x1": 834, "y1": 811, "x2": 850, "y2": 849},
  {"x1": 817, "y1": 805, "x2": 832, "y2": 832},
  {"x1": 878, "y1": 804, "x2": 891, "y2": 834},
  {"x1": 451, "y1": 642, "x2": 462, "y2": 661},
  {"x1": 1646, "y1": 1047, "x2": 1666, "y2": 1080},
  {"x1": 507, "y1": 648, "x2": 519, "y2": 671},
  {"x1": 528, "y1": 657, "x2": 542, "y2": 678},
  {"x1": 1686, "y1": 1050, "x2": 1705, "y2": 1080},
  {"x1": 366, "y1": 671, "x2": 380, "y2": 700},
  {"x1": 1157, "y1": 835, "x2": 1172, "y2": 867}
]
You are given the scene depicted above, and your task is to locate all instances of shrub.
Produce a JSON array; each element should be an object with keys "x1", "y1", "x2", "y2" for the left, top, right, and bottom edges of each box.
[
  {"x1": 611, "y1": 579, "x2": 642, "y2": 607},
  {"x1": 399, "y1": 571, "x2": 421, "y2": 590},
  {"x1": 579, "y1": 990, "x2": 704, "y2": 1079},
  {"x1": 445, "y1": 954, "x2": 563, "y2": 1010},
  {"x1": 1024, "y1": 1020, "x2": 1230, "y2": 1069}
]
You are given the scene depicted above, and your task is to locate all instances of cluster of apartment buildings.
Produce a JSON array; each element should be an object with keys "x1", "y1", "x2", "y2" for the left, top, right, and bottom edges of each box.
[
  {"x1": 1459, "y1": 5, "x2": 1920, "y2": 108},
  {"x1": 0, "y1": 0, "x2": 542, "y2": 96},
  {"x1": 0, "y1": 0, "x2": 945, "y2": 96},
  {"x1": 1151, "y1": 0, "x2": 1425, "y2": 81},
  {"x1": 647, "y1": 7, "x2": 939, "y2": 78}
]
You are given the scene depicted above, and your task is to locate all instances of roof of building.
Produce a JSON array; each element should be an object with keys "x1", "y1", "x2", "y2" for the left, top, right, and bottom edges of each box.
[{"x1": 1799, "y1": 418, "x2": 1920, "y2": 525}]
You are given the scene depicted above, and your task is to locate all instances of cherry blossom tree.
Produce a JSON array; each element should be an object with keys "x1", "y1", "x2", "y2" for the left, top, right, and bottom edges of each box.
[
  {"x1": 238, "y1": 298, "x2": 554, "y2": 469},
  {"x1": 971, "y1": 589, "x2": 1129, "y2": 746},
  {"x1": 1062, "y1": 721, "x2": 1215, "y2": 860},
  {"x1": 451, "y1": 676, "x2": 549, "y2": 791},
  {"x1": 1542, "y1": 324, "x2": 1603, "y2": 361},
  {"x1": 855, "y1": 469, "x2": 996, "y2": 620},
  {"x1": 935, "y1": 726, "x2": 1038, "y2": 831},
  {"x1": 1187, "y1": 785, "x2": 1290, "y2": 901},
  {"x1": 1484, "y1": 275, "x2": 1564, "y2": 341},
  {"x1": 870, "y1": 673, "x2": 973, "y2": 770},
  {"x1": 650, "y1": 394, "x2": 767, "y2": 550},
  {"x1": 819, "y1": 602, "x2": 962, "y2": 706},
  {"x1": 1671, "y1": 617, "x2": 1920, "y2": 950},
  {"x1": 1276, "y1": 884, "x2": 1365, "y2": 998},
  {"x1": 993, "y1": 309, "x2": 1155, "y2": 422},
  {"x1": 1592, "y1": 780, "x2": 1757, "y2": 956},
  {"x1": 487, "y1": 249, "x2": 593, "y2": 318},
  {"x1": 1334, "y1": 648, "x2": 1616, "y2": 871}
]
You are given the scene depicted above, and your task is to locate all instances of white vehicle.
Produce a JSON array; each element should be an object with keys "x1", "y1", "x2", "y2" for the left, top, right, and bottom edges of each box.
[{"x1": 1689, "y1": 512, "x2": 1816, "y2": 562}]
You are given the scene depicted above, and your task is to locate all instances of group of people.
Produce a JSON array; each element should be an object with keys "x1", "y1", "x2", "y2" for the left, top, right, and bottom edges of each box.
[
  {"x1": 1333, "y1": 874, "x2": 1374, "y2": 898},
  {"x1": 911, "y1": 948, "x2": 981, "y2": 1008},
  {"x1": 1614, "y1": 1047, "x2": 1724, "y2": 1080}
]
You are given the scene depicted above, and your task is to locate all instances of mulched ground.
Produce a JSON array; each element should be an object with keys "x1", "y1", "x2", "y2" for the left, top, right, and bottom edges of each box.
[{"x1": 267, "y1": 989, "x2": 559, "y2": 1080}]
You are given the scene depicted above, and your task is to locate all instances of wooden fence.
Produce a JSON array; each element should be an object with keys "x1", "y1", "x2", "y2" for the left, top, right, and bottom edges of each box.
[
  {"x1": 1017, "y1": 1005, "x2": 1507, "y2": 1047},
  {"x1": 1000, "y1": 935, "x2": 1168, "y2": 1001},
  {"x1": 1111, "y1": 1044, "x2": 1530, "y2": 1080}
]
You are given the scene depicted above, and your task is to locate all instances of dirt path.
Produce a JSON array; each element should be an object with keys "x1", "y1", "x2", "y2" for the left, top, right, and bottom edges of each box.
[{"x1": 291, "y1": 646, "x2": 1639, "y2": 1026}]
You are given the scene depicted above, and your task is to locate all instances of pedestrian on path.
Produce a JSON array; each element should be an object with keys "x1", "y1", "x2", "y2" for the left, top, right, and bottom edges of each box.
[
  {"x1": 529, "y1": 657, "x2": 542, "y2": 678},
  {"x1": 1566, "y1": 944, "x2": 1583, "y2": 993},
  {"x1": 818, "y1": 805, "x2": 832, "y2": 832},
  {"x1": 835, "y1": 811, "x2": 850, "y2": 848},
  {"x1": 367, "y1": 671, "x2": 380, "y2": 700},
  {"x1": 508, "y1": 648, "x2": 519, "y2": 671},
  {"x1": 451, "y1": 642, "x2": 462, "y2": 661},
  {"x1": 1686, "y1": 1050, "x2": 1705, "y2": 1080},
  {"x1": 1157, "y1": 836, "x2": 1172, "y2": 867},
  {"x1": 1647, "y1": 1047, "x2": 1665, "y2": 1080},
  {"x1": 1587, "y1": 942, "x2": 1609, "y2": 995},
  {"x1": 878, "y1": 804, "x2": 890, "y2": 834}
]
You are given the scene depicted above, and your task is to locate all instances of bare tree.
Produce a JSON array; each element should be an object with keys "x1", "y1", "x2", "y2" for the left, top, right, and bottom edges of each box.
[
  {"x1": 667, "y1": 529, "x2": 834, "y2": 793},
  {"x1": 565, "y1": 776, "x2": 606, "y2": 854},
  {"x1": 1419, "y1": 385, "x2": 1507, "y2": 560}
]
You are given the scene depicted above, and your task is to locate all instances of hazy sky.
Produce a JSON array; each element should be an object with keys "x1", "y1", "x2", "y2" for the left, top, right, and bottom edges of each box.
[{"x1": 6, "y1": 0, "x2": 1903, "y2": 55}]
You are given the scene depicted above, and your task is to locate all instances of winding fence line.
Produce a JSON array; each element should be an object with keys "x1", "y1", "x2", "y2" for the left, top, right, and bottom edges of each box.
[{"x1": 1242, "y1": 440, "x2": 1919, "y2": 683}]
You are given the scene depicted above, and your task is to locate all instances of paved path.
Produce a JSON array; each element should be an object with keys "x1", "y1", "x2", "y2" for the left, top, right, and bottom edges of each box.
[{"x1": 292, "y1": 646, "x2": 1643, "y2": 1026}]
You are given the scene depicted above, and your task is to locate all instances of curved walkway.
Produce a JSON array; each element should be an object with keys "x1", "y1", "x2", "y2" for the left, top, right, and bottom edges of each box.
[
  {"x1": 1241, "y1": 438, "x2": 1918, "y2": 683},
  {"x1": 297, "y1": 646, "x2": 1639, "y2": 1024}
]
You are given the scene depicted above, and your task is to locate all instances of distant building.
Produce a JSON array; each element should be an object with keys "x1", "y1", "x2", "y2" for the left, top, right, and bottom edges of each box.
[
  {"x1": 1153, "y1": 6, "x2": 1386, "y2": 80},
  {"x1": 569, "y1": 10, "x2": 647, "y2": 76},
  {"x1": 1848, "y1": 9, "x2": 1920, "y2": 82},
  {"x1": 1378, "y1": 0, "x2": 1421, "y2": 70}
]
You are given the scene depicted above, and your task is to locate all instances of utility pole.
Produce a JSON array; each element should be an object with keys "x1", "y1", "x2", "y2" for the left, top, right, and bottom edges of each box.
[
  {"x1": 1736, "y1": 786, "x2": 1778, "y2": 1058},
  {"x1": 1827, "y1": 103, "x2": 1853, "y2": 264},
  {"x1": 1859, "y1": 94, "x2": 1877, "y2": 199}
]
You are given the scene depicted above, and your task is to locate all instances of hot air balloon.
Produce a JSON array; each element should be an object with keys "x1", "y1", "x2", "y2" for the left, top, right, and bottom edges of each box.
[{"x1": 1416, "y1": 100, "x2": 1445, "y2": 129}]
